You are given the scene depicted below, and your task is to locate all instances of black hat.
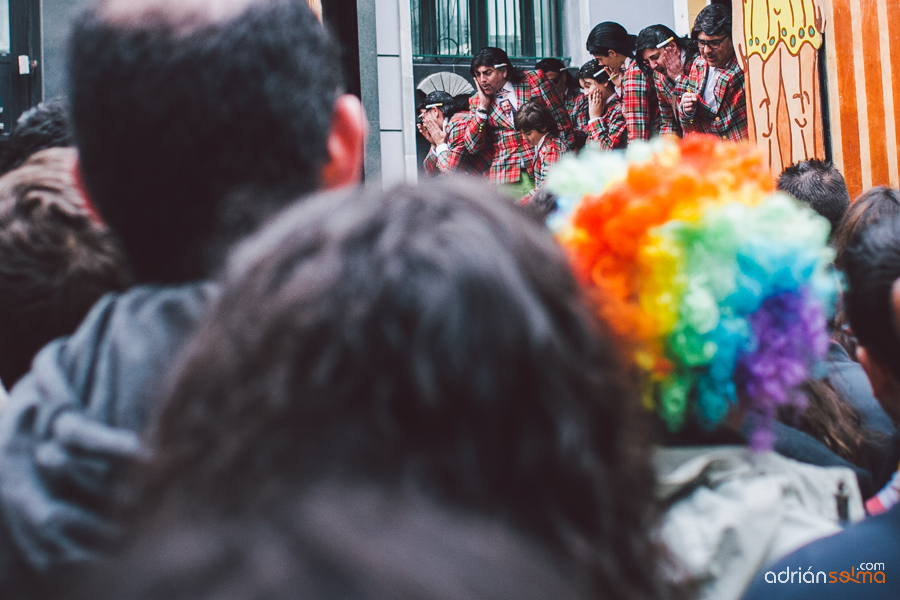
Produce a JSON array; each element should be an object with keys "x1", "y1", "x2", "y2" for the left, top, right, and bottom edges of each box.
[
  {"x1": 586, "y1": 22, "x2": 637, "y2": 57},
  {"x1": 417, "y1": 91, "x2": 455, "y2": 112}
]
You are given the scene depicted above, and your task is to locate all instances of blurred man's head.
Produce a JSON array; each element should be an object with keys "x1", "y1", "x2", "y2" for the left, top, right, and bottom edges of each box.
[
  {"x1": 843, "y1": 214, "x2": 900, "y2": 422},
  {"x1": 777, "y1": 159, "x2": 851, "y2": 239},
  {"x1": 68, "y1": 0, "x2": 365, "y2": 284}
]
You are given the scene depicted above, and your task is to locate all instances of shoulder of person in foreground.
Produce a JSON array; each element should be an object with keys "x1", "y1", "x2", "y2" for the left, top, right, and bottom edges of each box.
[
  {"x1": 0, "y1": 282, "x2": 217, "y2": 579},
  {"x1": 742, "y1": 502, "x2": 900, "y2": 600}
]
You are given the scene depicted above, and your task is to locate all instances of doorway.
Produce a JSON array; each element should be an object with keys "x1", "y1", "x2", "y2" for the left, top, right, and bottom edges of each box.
[{"x1": 0, "y1": 0, "x2": 41, "y2": 138}]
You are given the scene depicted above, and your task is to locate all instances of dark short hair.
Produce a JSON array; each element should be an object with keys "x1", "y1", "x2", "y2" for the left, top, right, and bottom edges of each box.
[
  {"x1": 470, "y1": 47, "x2": 524, "y2": 83},
  {"x1": 843, "y1": 214, "x2": 900, "y2": 383},
  {"x1": 68, "y1": 0, "x2": 341, "y2": 284},
  {"x1": 777, "y1": 159, "x2": 851, "y2": 239},
  {"x1": 586, "y1": 22, "x2": 635, "y2": 58},
  {"x1": 634, "y1": 25, "x2": 696, "y2": 72},
  {"x1": 0, "y1": 97, "x2": 74, "y2": 177},
  {"x1": 576, "y1": 59, "x2": 610, "y2": 85},
  {"x1": 64, "y1": 483, "x2": 593, "y2": 600},
  {"x1": 535, "y1": 57, "x2": 565, "y2": 73},
  {"x1": 513, "y1": 99, "x2": 558, "y2": 134},
  {"x1": 417, "y1": 90, "x2": 461, "y2": 119},
  {"x1": 137, "y1": 178, "x2": 667, "y2": 600},
  {"x1": 0, "y1": 148, "x2": 130, "y2": 388},
  {"x1": 833, "y1": 187, "x2": 900, "y2": 269},
  {"x1": 692, "y1": 3, "x2": 732, "y2": 38}
]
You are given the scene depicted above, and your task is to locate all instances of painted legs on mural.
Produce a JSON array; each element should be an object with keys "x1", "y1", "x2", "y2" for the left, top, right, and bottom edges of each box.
[
  {"x1": 781, "y1": 44, "x2": 818, "y2": 165},
  {"x1": 748, "y1": 51, "x2": 783, "y2": 174}
]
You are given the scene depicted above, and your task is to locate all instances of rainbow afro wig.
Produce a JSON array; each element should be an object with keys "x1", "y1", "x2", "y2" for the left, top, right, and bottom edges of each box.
[{"x1": 547, "y1": 136, "x2": 837, "y2": 449}]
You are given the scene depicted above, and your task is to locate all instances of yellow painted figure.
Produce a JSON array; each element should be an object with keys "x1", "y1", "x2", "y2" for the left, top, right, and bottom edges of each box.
[
  {"x1": 737, "y1": 0, "x2": 824, "y2": 172},
  {"x1": 744, "y1": 0, "x2": 822, "y2": 59}
]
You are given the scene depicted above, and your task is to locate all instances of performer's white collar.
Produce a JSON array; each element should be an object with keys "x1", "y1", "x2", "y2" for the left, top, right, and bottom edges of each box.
[{"x1": 498, "y1": 80, "x2": 516, "y2": 95}]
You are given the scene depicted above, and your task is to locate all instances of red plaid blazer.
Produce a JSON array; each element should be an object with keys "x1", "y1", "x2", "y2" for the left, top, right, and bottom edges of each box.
[
  {"x1": 423, "y1": 111, "x2": 493, "y2": 176},
  {"x1": 654, "y1": 48, "x2": 698, "y2": 136},
  {"x1": 464, "y1": 70, "x2": 574, "y2": 184},
  {"x1": 522, "y1": 134, "x2": 564, "y2": 202},
  {"x1": 677, "y1": 54, "x2": 748, "y2": 142},
  {"x1": 621, "y1": 60, "x2": 661, "y2": 142},
  {"x1": 571, "y1": 93, "x2": 590, "y2": 133},
  {"x1": 585, "y1": 94, "x2": 627, "y2": 151}
]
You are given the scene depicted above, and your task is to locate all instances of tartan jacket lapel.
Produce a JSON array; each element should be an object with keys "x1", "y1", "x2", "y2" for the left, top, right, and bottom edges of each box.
[
  {"x1": 698, "y1": 56, "x2": 738, "y2": 115},
  {"x1": 712, "y1": 57, "x2": 739, "y2": 110},
  {"x1": 493, "y1": 81, "x2": 530, "y2": 129}
]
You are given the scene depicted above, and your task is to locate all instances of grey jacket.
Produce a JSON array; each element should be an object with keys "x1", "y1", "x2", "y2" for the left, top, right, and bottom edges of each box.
[
  {"x1": 0, "y1": 283, "x2": 216, "y2": 580},
  {"x1": 655, "y1": 446, "x2": 865, "y2": 600}
]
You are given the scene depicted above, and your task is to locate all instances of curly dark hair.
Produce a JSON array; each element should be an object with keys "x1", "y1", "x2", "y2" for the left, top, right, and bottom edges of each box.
[
  {"x1": 0, "y1": 148, "x2": 130, "y2": 388},
  {"x1": 134, "y1": 178, "x2": 672, "y2": 600},
  {"x1": 65, "y1": 483, "x2": 595, "y2": 600},
  {"x1": 777, "y1": 159, "x2": 851, "y2": 239}
]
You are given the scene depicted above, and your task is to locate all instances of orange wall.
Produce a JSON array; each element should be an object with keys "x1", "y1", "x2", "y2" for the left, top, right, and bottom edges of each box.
[{"x1": 823, "y1": 0, "x2": 900, "y2": 197}]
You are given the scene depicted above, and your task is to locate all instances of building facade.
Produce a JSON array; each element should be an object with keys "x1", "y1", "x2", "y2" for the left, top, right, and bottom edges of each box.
[{"x1": 327, "y1": 0, "x2": 690, "y2": 184}]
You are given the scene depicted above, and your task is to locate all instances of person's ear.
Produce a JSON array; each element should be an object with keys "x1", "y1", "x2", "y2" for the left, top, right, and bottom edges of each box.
[
  {"x1": 320, "y1": 94, "x2": 367, "y2": 190},
  {"x1": 71, "y1": 156, "x2": 104, "y2": 225}
]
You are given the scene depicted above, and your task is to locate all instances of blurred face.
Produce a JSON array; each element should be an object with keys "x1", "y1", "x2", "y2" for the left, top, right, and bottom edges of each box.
[
  {"x1": 597, "y1": 81, "x2": 615, "y2": 104},
  {"x1": 474, "y1": 65, "x2": 508, "y2": 96},
  {"x1": 641, "y1": 47, "x2": 665, "y2": 74},
  {"x1": 592, "y1": 49, "x2": 626, "y2": 72},
  {"x1": 696, "y1": 31, "x2": 734, "y2": 69},
  {"x1": 580, "y1": 78, "x2": 600, "y2": 94},
  {"x1": 548, "y1": 71, "x2": 568, "y2": 94},
  {"x1": 521, "y1": 129, "x2": 546, "y2": 148}
]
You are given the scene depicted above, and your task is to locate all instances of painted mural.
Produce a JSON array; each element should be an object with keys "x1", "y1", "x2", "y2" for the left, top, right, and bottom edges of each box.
[
  {"x1": 736, "y1": 0, "x2": 900, "y2": 195},
  {"x1": 821, "y1": 0, "x2": 900, "y2": 196},
  {"x1": 736, "y1": 0, "x2": 825, "y2": 175}
]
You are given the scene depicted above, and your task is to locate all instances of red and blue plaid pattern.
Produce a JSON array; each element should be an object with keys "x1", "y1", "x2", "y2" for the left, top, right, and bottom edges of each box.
[
  {"x1": 585, "y1": 94, "x2": 627, "y2": 151},
  {"x1": 464, "y1": 70, "x2": 574, "y2": 185},
  {"x1": 571, "y1": 93, "x2": 590, "y2": 133},
  {"x1": 423, "y1": 111, "x2": 493, "y2": 176},
  {"x1": 677, "y1": 55, "x2": 748, "y2": 142},
  {"x1": 622, "y1": 61, "x2": 661, "y2": 142},
  {"x1": 522, "y1": 134, "x2": 564, "y2": 202}
]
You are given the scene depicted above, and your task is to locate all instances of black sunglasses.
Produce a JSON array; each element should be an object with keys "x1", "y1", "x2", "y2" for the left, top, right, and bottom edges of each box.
[{"x1": 696, "y1": 36, "x2": 728, "y2": 49}]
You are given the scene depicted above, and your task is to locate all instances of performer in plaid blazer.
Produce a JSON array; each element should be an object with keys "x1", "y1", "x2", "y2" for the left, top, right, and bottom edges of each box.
[
  {"x1": 583, "y1": 69, "x2": 627, "y2": 151},
  {"x1": 635, "y1": 25, "x2": 699, "y2": 137},
  {"x1": 513, "y1": 100, "x2": 565, "y2": 203},
  {"x1": 587, "y1": 22, "x2": 660, "y2": 142},
  {"x1": 464, "y1": 47, "x2": 574, "y2": 185},
  {"x1": 678, "y1": 4, "x2": 748, "y2": 142},
  {"x1": 418, "y1": 91, "x2": 492, "y2": 176},
  {"x1": 536, "y1": 58, "x2": 585, "y2": 151}
]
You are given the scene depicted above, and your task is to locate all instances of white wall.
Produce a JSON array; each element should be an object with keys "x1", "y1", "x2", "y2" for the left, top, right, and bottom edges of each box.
[
  {"x1": 372, "y1": 0, "x2": 418, "y2": 185},
  {"x1": 563, "y1": 0, "x2": 681, "y2": 69}
]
